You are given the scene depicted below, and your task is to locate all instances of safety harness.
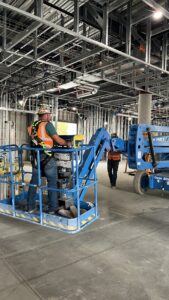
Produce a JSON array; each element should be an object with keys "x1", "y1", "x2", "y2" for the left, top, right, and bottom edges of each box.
[{"x1": 30, "y1": 120, "x2": 53, "y2": 169}]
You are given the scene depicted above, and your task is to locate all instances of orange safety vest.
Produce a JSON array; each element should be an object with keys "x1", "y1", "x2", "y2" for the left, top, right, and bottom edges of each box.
[
  {"x1": 28, "y1": 121, "x2": 53, "y2": 149},
  {"x1": 108, "y1": 150, "x2": 121, "y2": 161}
]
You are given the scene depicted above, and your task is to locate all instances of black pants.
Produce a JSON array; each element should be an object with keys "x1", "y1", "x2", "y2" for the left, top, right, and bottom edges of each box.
[{"x1": 107, "y1": 160, "x2": 120, "y2": 187}]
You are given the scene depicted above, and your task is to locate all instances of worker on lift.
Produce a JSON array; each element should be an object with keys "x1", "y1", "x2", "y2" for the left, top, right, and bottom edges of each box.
[
  {"x1": 107, "y1": 133, "x2": 121, "y2": 189},
  {"x1": 27, "y1": 106, "x2": 71, "y2": 215}
]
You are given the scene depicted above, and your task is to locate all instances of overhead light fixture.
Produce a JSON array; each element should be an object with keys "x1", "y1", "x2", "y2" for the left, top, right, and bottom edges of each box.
[
  {"x1": 18, "y1": 100, "x2": 24, "y2": 106},
  {"x1": 59, "y1": 82, "x2": 79, "y2": 90},
  {"x1": 153, "y1": 10, "x2": 163, "y2": 20},
  {"x1": 72, "y1": 107, "x2": 77, "y2": 111},
  {"x1": 18, "y1": 96, "x2": 27, "y2": 107}
]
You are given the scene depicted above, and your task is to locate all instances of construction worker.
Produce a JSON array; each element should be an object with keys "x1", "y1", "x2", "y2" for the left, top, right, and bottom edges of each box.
[
  {"x1": 107, "y1": 133, "x2": 121, "y2": 189},
  {"x1": 27, "y1": 106, "x2": 71, "y2": 214}
]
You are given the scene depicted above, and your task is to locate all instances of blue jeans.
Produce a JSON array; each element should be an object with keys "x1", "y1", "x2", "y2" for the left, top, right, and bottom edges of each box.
[{"x1": 27, "y1": 157, "x2": 58, "y2": 211}]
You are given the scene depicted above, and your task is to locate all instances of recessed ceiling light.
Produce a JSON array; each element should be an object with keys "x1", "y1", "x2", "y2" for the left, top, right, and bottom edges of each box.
[
  {"x1": 153, "y1": 10, "x2": 163, "y2": 20},
  {"x1": 18, "y1": 100, "x2": 24, "y2": 106}
]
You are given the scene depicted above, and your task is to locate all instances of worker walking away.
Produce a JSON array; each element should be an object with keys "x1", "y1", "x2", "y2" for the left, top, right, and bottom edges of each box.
[
  {"x1": 27, "y1": 105, "x2": 71, "y2": 215},
  {"x1": 107, "y1": 133, "x2": 121, "y2": 189}
]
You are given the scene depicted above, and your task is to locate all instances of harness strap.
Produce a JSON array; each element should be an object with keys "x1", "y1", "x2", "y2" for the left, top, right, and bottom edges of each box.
[{"x1": 31, "y1": 121, "x2": 52, "y2": 157}]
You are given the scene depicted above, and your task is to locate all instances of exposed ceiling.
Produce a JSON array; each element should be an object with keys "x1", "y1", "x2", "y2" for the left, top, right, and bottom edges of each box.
[{"x1": 0, "y1": 0, "x2": 169, "y2": 114}]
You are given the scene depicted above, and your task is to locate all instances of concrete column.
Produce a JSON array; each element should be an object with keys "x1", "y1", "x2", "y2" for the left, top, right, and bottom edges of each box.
[{"x1": 138, "y1": 92, "x2": 152, "y2": 124}]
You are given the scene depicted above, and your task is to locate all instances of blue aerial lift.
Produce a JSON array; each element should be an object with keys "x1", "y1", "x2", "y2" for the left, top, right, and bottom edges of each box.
[
  {"x1": 0, "y1": 128, "x2": 113, "y2": 233},
  {"x1": 112, "y1": 124, "x2": 169, "y2": 195}
]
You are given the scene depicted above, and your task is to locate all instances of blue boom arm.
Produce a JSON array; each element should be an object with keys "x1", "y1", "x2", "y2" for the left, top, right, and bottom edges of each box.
[
  {"x1": 75, "y1": 128, "x2": 128, "y2": 209},
  {"x1": 75, "y1": 128, "x2": 112, "y2": 209}
]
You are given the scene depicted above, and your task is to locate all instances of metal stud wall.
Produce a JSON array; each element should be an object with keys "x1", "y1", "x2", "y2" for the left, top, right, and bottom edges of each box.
[{"x1": 77, "y1": 106, "x2": 136, "y2": 143}]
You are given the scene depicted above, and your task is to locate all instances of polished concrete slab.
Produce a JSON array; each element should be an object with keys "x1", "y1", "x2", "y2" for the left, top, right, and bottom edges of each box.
[{"x1": 0, "y1": 161, "x2": 169, "y2": 299}]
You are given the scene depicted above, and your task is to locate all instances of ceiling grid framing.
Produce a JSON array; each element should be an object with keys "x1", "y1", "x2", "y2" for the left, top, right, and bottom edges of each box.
[{"x1": 0, "y1": 0, "x2": 168, "y2": 117}]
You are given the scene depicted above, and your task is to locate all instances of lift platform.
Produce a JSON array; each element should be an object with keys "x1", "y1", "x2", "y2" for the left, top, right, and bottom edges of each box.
[{"x1": 0, "y1": 144, "x2": 98, "y2": 233}]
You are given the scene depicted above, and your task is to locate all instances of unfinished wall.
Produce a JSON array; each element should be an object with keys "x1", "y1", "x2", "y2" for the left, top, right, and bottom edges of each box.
[
  {"x1": 77, "y1": 106, "x2": 137, "y2": 143},
  {"x1": 0, "y1": 102, "x2": 137, "y2": 146},
  {"x1": 0, "y1": 110, "x2": 28, "y2": 146}
]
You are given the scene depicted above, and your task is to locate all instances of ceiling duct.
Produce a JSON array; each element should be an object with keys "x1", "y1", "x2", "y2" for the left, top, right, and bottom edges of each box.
[{"x1": 75, "y1": 80, "x2": 99, "y2": 99}]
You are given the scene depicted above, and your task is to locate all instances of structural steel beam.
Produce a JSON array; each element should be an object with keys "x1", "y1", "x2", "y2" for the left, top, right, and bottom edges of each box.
[
  {"x1": 34, "y1": 0, "x2": 43, "y2": 59},
  {"x1": 152, "y1": 24, "x2": 169, "y2": 36},
  {"x1": 146, "y1": 19, "x2": 151, "y2": 64},
  {"x1": 162, "y1": 33, "x2": 167, "y2": 70},
  {"x1": 87, "y1": 3, "x2": 103, "y2": 28},
  {"x1": 0, "y1": 0, "x2": 169, "y2": 103},
  {"x1": 6, "y1": 21, "x2": 42, "y2": 51},
  {"x1": 2, "y1": 0, "x2": 6, "y2": 50},
  {"x1": 126, "y1": 0, "x2": 132, "y2": 55},
  {"x1": 74, "y1": 0, "x2": 79, "y2": 33},
  {"x1": 66, "y1": 47, "x2": 104, "y2": 67},
  {"x1": 103, "y1": 3, "x2": 109, "y2": 45},
  {"x1": 44, "y1": 0, "x2": 101, "y2": 30},
  {"x1": 35, "y1": 0, "x2": 43, "y2": 18},
  {"x1": 38, "y1": 37, "x2": 76, "y2": 60},
  {"x1": 108, "y1": 0, "x2": 129, "y2": 13},
  {"x1": 0, "y1": 0, "x2": 168, "y2": 77}
]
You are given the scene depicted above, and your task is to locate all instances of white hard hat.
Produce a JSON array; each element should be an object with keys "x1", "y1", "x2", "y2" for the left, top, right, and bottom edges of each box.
[{"x1": 37, "y1": 106, "x2": 51, "y2": 115}]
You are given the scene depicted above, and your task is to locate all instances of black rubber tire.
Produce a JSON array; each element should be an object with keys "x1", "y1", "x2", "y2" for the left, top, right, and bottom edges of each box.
[{"x1": 134, "y1": 170, "x2": 149, "y2": 195}]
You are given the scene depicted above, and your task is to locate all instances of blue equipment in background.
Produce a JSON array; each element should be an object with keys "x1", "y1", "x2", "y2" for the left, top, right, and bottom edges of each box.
[{"x1": 112, "y1": 124, "x2": 169, "y2": 195}]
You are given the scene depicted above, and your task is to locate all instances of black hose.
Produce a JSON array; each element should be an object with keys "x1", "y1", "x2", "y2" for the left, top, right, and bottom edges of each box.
[{"x1": 147, "y1": 128, "x2": 157, "y2": 168}]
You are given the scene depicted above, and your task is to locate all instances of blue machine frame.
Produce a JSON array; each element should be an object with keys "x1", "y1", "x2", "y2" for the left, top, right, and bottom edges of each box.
[{"x1": 113, "y1": 124, "x2": 169, "y2": 193}]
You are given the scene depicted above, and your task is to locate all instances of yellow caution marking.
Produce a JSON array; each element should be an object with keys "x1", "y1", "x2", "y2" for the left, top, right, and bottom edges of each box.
[
  {"x1": 16, "y1": 214, "x2": 25, "y2": 218},
  {"x1": 81, "y1": 220, "x2": 87, "y2": 225},
  {"x1": 32, "y1": 217, "x2": 39, "y2": 222},
  {"x1": 67, "y1": 226, "x2": 76, "y2": 231},
  {"x1": 0, "y1": 209, "x2": 12, "y2": 215},
  {"x1": 81, "y1": 214, "x2": 96, "y2": 225}
]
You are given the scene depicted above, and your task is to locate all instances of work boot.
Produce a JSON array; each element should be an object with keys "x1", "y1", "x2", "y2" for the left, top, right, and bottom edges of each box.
[
  {"x1": 112, "y1": 186, "x2": 117, "y2": 190},
  {"x1": 70, "y1": 205, "x2": 77, "y2": 218},
  {"x1": 57, "y1": 208, "x2": 72, "y2": 218}
]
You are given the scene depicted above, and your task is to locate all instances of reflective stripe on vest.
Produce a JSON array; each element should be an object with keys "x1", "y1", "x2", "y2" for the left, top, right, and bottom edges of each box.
[
  {"x1": 37, "y1": 122, "x2": 53, "y2": 148},
  {"x1": 108, "y1": 151, "x2": 121, "y2": 161}
]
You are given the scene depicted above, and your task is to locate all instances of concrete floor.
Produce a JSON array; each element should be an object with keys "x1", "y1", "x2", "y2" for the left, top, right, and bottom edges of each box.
[{"x1": 0, "y1": 160, "x2": 169, "y2": 300}]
